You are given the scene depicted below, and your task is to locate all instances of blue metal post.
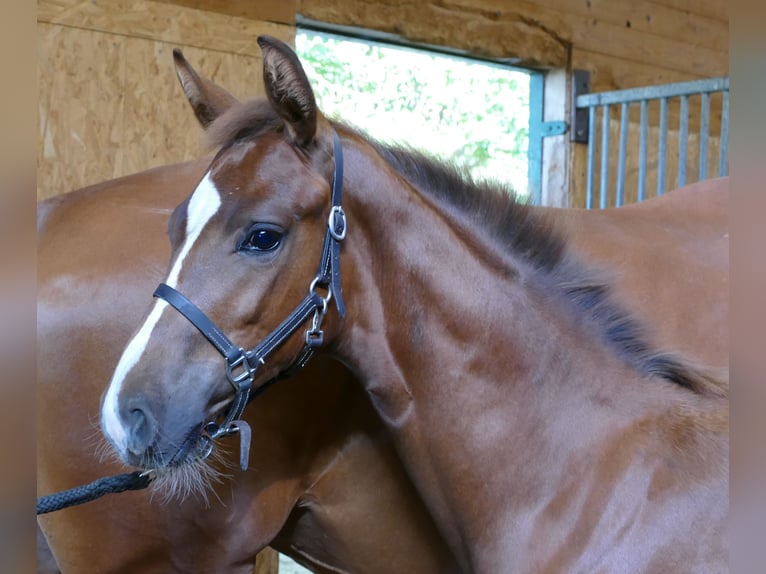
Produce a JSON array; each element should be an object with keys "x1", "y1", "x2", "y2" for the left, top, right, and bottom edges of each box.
[
  {"x1": 616, "y1": 102, "x2": 629, "y2": 207},
  {"x1": 586, "y1": 106, "x2": 596, "y2": 209},
  {"x1": 699, "y1": 92, "x2": 710, "y2": 181},
  {"x1": 678, "y1": 95, "x2": 689, "y2": 187},
  {"x1": 527, "y1": 72, "x2": 544, "y2": 205},
  {"x1": 718, "y1": 90, "x2": 729, "y2": 177},
  {"x1": 657, "y1": 97, "x2": 668, "y2": 196},
  {"x1": 638, "y1": 99, "x2": 648, "y2": 201},
  {"x1": 600, "y1": 104, "x2": 610, "y2": 209}
]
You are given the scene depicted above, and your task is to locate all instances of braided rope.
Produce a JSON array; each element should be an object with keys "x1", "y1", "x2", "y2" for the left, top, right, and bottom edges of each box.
[{"x1": 37, "y1": 471, "x2": 154, "y2": 515}]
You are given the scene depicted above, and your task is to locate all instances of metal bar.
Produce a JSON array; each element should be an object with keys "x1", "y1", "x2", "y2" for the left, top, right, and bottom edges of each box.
[
  {"x1": 576, "y1": 77, "x2": 729, "y2": 107},
  {"x1": 657, "y1": 97, "x2": 668, "y2": 195},
  {"x1": 638, "y1": 99, "x2": 648, "y2": 201},
  {"x1": 718, "y1": 90, "x2": 729, "y2": 177},
  {"x1": 616, "y1": 103, "x2": 629, "y2": 207},
  {"x1": 600, "y1": 104, "x2": 610, "y2": 209},
  {"x1": 586, "y1": 106, "x2": 596, "y2": 208},
  {"x1": 678, "y1": 95, "x2": 689, "y2": 187},
  {"x1": 699, "y1": 92, "x2": 710, "y2": 180}
]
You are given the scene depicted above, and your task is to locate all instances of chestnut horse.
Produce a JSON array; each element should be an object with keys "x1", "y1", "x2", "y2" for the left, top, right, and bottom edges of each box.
[
  {"x1": 40, "y1": 42, "x2": 727, "y2": 573},
  {"x1": 38, "y1": 165, "x2": 728, "y2": 574},
  {"x1": 96, "y1": 36, "x2": 728, "y2": 573},
  {"x1": 38, "y1": 161, "x2": 458, "y2": 573}
]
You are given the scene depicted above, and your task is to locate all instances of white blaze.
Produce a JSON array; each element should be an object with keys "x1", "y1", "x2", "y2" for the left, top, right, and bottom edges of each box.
[{"x1": 101, "y1": 173, "x2": 222, "y2": 452}]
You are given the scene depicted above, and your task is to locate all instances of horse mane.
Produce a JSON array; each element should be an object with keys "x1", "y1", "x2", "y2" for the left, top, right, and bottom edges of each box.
[
  {"x1": 203, "y1": 98, "x2": 727, "y2": 398},
  {"x1": 368, "y1": 140, "x2": 727, "y2": 399}
]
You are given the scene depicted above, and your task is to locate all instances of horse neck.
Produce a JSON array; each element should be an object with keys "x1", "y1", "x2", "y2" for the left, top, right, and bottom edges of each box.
[
  {"x1": 332, "y1": 141, "x2": 702, "y2": 569},
  {"x1": 336, "y1": 142, "x2": 654, "y2": 420}
]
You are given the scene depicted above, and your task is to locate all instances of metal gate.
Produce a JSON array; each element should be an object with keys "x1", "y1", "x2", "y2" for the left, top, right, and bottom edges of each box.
[{"x1": 572, "y1": 76, "x2": 729, "y2": 208}]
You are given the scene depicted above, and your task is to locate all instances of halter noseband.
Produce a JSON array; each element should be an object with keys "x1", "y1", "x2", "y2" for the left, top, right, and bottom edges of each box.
[{"x1": 153, "y1": 130, "x2": 346, "y2": 470}]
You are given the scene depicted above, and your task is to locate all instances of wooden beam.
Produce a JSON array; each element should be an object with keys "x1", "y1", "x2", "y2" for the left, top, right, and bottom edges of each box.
[
  {"x1": 529, "y1": 0, "x2": 727, "y2": 52},
  {"x1": 299, "y1": 0, "x2": 569, "y2": 68},
  {"x1": 38, "y1": 0, "x2": 295, "y2": 57},
  {"x1": 430, "y1": 0, "x2": 727, "y2": 76},
  {"x1": 155, "y1": 0, "x2": 297, "y2": 25},
  {"x1": 647, "y1": 0, "x2": 727, "y2": 24}
]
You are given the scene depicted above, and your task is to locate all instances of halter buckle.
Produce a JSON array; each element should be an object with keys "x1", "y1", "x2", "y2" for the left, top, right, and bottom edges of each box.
[
  {"x1": 328, "y1": 206, "x2": 347, "y2": 241},
  {"x1": 225, "y1": 350, "x2": 259, "y2": 390}
]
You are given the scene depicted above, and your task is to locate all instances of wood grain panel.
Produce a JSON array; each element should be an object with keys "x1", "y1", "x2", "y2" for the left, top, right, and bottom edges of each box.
[
  {"x1": 157, "y1": 0, "x2": 298, "y2": 25},
  {"x1": 299, "y1": 0, "x2": 570, "y2": 68},
  {"x1": 38, "y1": 0, "x2": 294, "y2": 57},
  {"x1": 648, "y1": 0, "x2": 728, "y2": 23},
  {"x1": 527, "y1": 0, "x2": 727, "y2": 52},
  {"x1": 436, "y1": 0, "x2": 726, "y2": 75}
]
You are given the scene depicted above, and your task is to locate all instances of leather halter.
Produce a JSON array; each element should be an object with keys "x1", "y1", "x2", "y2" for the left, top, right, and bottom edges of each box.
[{"x1": 153, "y1": 131, "x2": 347, "y2": 470}]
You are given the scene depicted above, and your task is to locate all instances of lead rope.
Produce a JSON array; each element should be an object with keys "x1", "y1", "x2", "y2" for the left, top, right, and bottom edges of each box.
[{"x1": 37, "y1": 470, "x2": 155, "y2": 515}]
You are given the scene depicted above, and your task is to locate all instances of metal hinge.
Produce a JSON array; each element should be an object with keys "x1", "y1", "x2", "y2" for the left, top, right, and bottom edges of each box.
[
  {"x1": 571, "y1": 69, "x2": 591, "y2": 143},
  {"x1": 541, "y1": 121, "x2": 568, "y2": 137}
]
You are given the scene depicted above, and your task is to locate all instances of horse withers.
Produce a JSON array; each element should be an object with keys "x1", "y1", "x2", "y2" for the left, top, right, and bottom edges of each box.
[{"x1": 96, "y1": 36, "x2": 727, "y2": 573}]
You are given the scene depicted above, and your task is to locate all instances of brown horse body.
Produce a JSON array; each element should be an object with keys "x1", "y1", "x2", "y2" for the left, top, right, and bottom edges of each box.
[
  {"x1": 40, "y1": 164, "x2": 728, "y2": 574},
  {"x1": 38, "y1": 160, "x2": 457, "y2": 573},
  {"x1": 43, "y1": 40, "x2": 728, "y2": 573}
]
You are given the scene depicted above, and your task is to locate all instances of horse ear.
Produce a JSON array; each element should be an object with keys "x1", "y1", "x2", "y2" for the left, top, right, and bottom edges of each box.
[
  {"x1": 257, "y1": 35, "x2": 318, "y2": 147},
  {"x1": 173, "y1": 49, "x2": 240, "y2": 128}
]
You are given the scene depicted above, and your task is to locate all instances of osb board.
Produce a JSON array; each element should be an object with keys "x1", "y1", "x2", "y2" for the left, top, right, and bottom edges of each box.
[
  {"x1": 38, "y1": 11, "x2": 294, "y2": 200},
  {"x1": 38, "y1": 0, "x2": 293, "y2": 56},
  {"x1": 156, "y1": 0, "x2": 298, "y2": 25}
]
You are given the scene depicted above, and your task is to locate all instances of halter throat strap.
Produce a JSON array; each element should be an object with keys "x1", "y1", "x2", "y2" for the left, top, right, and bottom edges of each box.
[{"x1": 152, "y1": 130, "x2": 346, "y2": 469}]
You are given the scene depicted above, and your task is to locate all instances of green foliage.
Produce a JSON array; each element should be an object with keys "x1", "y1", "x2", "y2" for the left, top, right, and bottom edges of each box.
[{"x1": 296, "y1": 31, "x2": 530, "y2": 197}]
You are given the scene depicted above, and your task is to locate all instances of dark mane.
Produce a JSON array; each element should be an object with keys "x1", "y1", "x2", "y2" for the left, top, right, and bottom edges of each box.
[{"x1": 205, "y1": 98, "x2": 726, "y2": 398}]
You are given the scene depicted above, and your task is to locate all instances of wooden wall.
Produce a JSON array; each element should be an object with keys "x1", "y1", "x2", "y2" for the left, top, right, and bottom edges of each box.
[
  {"x1": 296, "y1": 0, "x2": 729, "y2": 205},
  {"x1": 36, "y1": 0, "x2": 727, "y2": 570},
  {"x1": 38, "y1": 0, "x2": 727, "y2": 203},
  {"x1": 37, "y1": 0, "x2": 294, "y2": 200}
]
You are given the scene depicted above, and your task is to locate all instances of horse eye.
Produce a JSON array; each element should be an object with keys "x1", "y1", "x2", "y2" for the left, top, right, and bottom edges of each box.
[{"x1": 239, "y1": 225, "x2": 283, "y2": 253}]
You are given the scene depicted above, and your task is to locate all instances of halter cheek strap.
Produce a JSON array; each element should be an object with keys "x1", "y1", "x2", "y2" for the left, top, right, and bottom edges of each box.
[{"x1": 152, "y1": 130, "x2": 346, "y2": 471}]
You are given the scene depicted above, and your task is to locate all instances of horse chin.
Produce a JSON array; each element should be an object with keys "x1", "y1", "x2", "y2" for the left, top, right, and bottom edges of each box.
[
  {"x1": 149, "y1": 437, "x2": 230, "y2": 504},
  {"x1": 144, "y1": 425, "x2": 232, "y2": 503}
]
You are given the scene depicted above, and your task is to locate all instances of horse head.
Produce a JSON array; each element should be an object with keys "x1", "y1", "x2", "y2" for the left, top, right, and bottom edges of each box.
[{"x1": 100, "y1": 37, "x2": 345, "y2": 479}]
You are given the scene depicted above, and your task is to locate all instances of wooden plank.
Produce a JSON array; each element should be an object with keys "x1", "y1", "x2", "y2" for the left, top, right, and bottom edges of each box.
[
  {"x1": 541, "y1": 68, "x2": 569, "y2": 206},
  {"x1": 528, "y1": 0, "x2": 727, "y2": 52},
  {"x1": 254, "y1": 548, "x2": 280, "y2": 574},
  {"x1": 38, "y1": 18, "x2": 276, "y2": 198},
  {"x1": 156, "y1": 0, "x2": 297, "y2": 25},
  {"x1": 433, "y1": 0, "x2": 726, "y2": 76},
  {"x1": 38, "y1": 0, "x2": 295, "y2": 57},
  {"x1": 299, "y1": 0, "x2": 569, "y2": 68},
  {"x1": 37, "y1": 22, "x2": 125, "y2": 198},
  {"x1": 573, "y1": 48, "x2": 703, "y2": 92},
  {"x1": 648, "y1": 0, "x2": 727, "y2": 23},
  {"x1": 37, "y1": 0, "x2": 85, "y2": 22}
]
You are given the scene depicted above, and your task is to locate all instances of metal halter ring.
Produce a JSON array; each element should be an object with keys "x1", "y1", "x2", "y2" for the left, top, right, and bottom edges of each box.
[{"x1": 309, "y1": 276, "x2": 333, "y2": 306}]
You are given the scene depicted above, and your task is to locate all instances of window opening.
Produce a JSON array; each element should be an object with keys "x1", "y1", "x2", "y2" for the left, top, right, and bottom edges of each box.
[{"x1": 295, "y1": 28, "x2": 533, "y2": 200}]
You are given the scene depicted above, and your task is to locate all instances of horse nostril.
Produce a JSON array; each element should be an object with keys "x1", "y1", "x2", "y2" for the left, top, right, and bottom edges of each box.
[{"x1": 125, "y1": 404, "x2": 157, "y2": 459}]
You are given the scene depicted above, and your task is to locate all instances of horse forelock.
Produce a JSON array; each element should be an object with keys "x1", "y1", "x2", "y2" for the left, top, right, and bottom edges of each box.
[{"x1": 203, "y1": 97, "x2": 283, "y2": 152}]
